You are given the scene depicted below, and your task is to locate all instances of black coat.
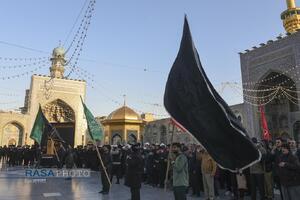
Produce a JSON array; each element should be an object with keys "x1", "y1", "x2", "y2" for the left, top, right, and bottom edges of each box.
[
  {"x1": 125, "y1": 152, "x2": 144, "y2": 188},
  {"x1": 278, "y1": 152, "x2": 300, "y2": 187},
  {"x1": 65, "y1": 149, "x2": 76, "y2": 169},
  {"x1": 100, "y1": 152, "x2": 112, "y2": 173}
]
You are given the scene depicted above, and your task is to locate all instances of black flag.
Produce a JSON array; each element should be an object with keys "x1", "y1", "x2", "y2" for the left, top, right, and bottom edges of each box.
[{"x1": 164, "y1": 17, "x2": 260, "y2": 171}]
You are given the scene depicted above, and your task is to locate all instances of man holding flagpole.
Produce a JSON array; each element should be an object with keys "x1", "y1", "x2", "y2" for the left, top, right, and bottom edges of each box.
[
  {"x1": 81, "y1": 97, "x2": 112, "y2": 194},
  {"x1": 99, "y1": 145, "x2": 112, "y2": 194}
]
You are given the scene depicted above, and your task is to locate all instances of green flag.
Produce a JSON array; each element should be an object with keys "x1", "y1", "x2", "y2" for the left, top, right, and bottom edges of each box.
[
  {"x1": 81, "y1": 98, "x2": 103, "y2": 141},
  {"x1": 30, "y1": 106, "x2": 47, "y2": 144}
]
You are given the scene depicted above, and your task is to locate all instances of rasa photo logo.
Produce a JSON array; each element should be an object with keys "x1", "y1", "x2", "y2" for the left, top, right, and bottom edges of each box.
[{"x1": 25, "y1": 168, "x2": 91, "y2": 178}]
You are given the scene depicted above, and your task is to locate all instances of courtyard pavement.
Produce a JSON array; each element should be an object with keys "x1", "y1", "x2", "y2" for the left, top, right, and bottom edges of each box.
[{"x1": 0, "y1": 165, "x2": 280, "y2": 200}]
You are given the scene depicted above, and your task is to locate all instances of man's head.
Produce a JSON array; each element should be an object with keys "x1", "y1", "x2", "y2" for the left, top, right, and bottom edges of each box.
[
  {"x1": 103, "y1": 145, "x2": 109, "y2": 153},
  {"x1": 275, "y1": 138, "x2": 282, "y2": 148},
  {"x1": 289, "y1": 140, "x2": 297, "y2": 150},
  {"x1": 131, "y1": 144, "x2": 140, "y2": 153},
  {"x1": 171, "y1": 143, "x2": 181, "y2": 154}
]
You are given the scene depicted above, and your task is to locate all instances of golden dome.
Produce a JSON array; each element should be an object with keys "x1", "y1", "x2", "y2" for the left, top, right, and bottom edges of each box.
[{"x1": 107, "y1": 106, "x2": 141, "y2": 121}]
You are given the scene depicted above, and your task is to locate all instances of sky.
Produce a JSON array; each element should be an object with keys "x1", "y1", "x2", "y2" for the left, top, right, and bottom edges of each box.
[{"x1": 0, "y1": 0, "x2": 289, "y2": 118}]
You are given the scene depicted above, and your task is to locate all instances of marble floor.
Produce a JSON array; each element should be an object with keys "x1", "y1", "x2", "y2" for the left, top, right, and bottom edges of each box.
[{"x1": 0, "y1": 165, "x2": 280, "y2": 200}]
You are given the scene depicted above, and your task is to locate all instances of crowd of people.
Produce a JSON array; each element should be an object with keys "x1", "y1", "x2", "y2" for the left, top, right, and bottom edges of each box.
[{"x1": 0, "y1": 137, "x2": 300, "y2": 200}]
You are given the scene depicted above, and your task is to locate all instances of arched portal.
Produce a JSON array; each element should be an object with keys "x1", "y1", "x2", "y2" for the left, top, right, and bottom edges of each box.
[
  {"x1": 42, "y1": 99, "x2": 75, "y2": 150},
  {"x1": 111, "y1": 133, "x2": 122, "y2": 145},
  {"x1": 2, "y1": 122, "x2": 24, "y2": 146},
  {"x1": 8, "y1": 139, "x2": 16, "y2": 146},
  {"x1": 127, "y1": 131, "x2": 137, "y2": 144},
  {"x1": 256, "y1": 72, "x2": 297, "y2": 139}
]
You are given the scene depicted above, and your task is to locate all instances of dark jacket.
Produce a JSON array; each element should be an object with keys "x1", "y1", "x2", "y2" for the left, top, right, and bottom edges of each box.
[
  {"x1": 278, "y1": 152, "x2": 300, "y2": 187},
  {"x1": 100, "y1": 151, "x2": 112, "y2": 174},
  {"x1": 296, "y1": 149, "x2": 300, "y2": 162},
  {"x1": 125, "y1": 151, "x2": 144, "y2": 188},
  {"x1": 65, "y1": 149, "x2": 76, "y2": 169},
  {"x1": 264, "y1": 149, "x2": 274, "y2": 172}
]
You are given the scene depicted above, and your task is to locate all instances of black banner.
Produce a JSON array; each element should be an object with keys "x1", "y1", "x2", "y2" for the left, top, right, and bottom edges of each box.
[{"x1": 164, "y1": 17, "x2": 260, "y2": 171}]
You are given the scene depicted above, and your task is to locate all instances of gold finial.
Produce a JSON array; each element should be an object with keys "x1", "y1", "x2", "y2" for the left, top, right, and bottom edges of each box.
[
  {"x1": 281, "y1": 0, "x2": 300, "y2": 33},
  {"x1": 287, "y1": 0, "x2": 296, "y2": 9},
  {"x1": 123, "y1": 94, "x2": 126, "y2": 106}
]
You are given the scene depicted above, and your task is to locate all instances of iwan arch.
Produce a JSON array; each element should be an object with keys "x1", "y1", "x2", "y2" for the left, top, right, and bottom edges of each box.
[{"x1": 0, "y1": 47, "x2": 87, "y2": 147}]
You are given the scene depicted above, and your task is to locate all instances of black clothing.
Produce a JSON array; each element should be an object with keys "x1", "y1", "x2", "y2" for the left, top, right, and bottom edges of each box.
[
  {"x1": 100, "y1": 151, "x2": 112, "y2": 192},
  {"x1": 173, "y1": 186, "x2": 187, "y2": 200},
  {"x1": 250, "y1": 174, "x2": 265, "y2": 200},
  {"x1": 125, "y1": 151, "x2": 144, "y2": 188},
  {"x1": 125, "y1": 151, "x2": 144, "y2": 200},
  {"x1": 111, "y1": 149, "x2": 122, "y2": 183},
  {"x1": 65, "y1": 148, "x2": 76, "y2": 169},
  {"x1": 101, "y1": 171, "x2": 110, "y2": 193},
  {"x1": 130, "y1": 188, "x2": 140, "y2": 200},
  {"x1": 278, "y1": 152, "x2": 300, "y2": 187}
]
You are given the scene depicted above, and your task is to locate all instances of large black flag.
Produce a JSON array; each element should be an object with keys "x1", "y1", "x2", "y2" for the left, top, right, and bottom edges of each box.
[{"x1": 164, "y1": 17, "x2": 260, "y2": 171}]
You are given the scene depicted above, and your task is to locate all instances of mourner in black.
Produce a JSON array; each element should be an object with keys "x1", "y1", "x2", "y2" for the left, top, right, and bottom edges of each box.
[
  {"x1": 99, "y1": 145, "x2": 112, "y2": 195},
  {"x1": 110, "y1": 145, "x2": 122, "y2": 184},
  {"x1": 125, "y1": 144, "x2": 144, "y2": 200}
]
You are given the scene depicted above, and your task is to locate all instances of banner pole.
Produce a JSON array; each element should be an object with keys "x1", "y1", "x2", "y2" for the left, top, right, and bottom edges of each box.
[
  {"x1": 92, "y1": 140, "x2": 112, "y2": 187},
  {"x1": 50, "y1": 137, "x2": 60, "y2": 163},
  {"x1": 164, "y1": 122, "x2": 175, "y2": 192}
]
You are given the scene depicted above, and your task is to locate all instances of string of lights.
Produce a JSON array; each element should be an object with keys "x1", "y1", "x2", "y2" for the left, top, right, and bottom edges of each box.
[
  {"x1": 65, "y1": 0, "x2": 96, "y2": 78},
  {"x1": 139, "y1": 101, "x2": 163, "y2": 107},
  {"x1": 232, "y1": 83, "x2": 278, "y2": 92},
  {"x1": 0, "y1": 92, "x2": 20, "y2": 97},
  {"x1": 242, "y1": 88, "x2": 280, "y2": 106},
  {"x1": 240, "y1": 66, "x2": 300, "y2": 99},
  {"x1": 70, "y1": 67, "x2": 169, "y2": 117},
  {"x1": 0, "y1": 56, "x2": 48, "y2": 62},
  {"x1": 0, "y1": 59, "x2": 49, "y2": 69},
  {"x1": 63, "y1": 0, "x2": 90, "y2": 47},
  {"x1": 282, "y1": 90, "x2": 299, "y2": 106},
  {"x1": 0, "y1": 100, "x2": 20, "y2": 105},
  {"x1": 67, "y1": 64, "x2": 164, "y2": 106},
  {"x1": 228, "y1": 84, "x2": 279, "y2": 100},
  {"x1": 65, "y1": 65, "x2": 94, "y2": 80},
  {"x1": 241, "y1": 64, "x2": 299, "y2": 86},
  {"x1": 0, "y1": 40, "x2": 49, "y2": 54},
  {"x1": 70, "y1": 68, "x2": 123, "y2": 105},
  {"x1": 224, "y1": 64, "x2": 300, "y2": 95},
  {"x1": 282, "y1": 89, "x2": 299, "y2": 101},
  {"x1": 65, "y1": 0, "x2": 94, "y2": 53},
  {"x1": 43, "y1": 0, "x2": 96, "y2": 99},
  {"x1": 0, "y1": 63, "x2": 47, "y2": 80}
]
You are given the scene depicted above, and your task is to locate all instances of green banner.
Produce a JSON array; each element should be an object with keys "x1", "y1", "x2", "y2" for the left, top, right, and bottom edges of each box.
[
  {"x1": 82, "y1": 98, "x2": 103, "y2": 141},
  {"x1": 30, "y1": 106, "x2": 46, "y2": 144}
]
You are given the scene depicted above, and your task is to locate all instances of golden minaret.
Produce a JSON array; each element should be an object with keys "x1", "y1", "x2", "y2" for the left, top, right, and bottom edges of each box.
[{"x1": 281, "y1": 0, "x2": 300, "y2": 33}]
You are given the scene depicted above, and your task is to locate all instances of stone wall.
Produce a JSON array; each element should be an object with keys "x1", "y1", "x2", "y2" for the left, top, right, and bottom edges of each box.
[
  {"x1": 143, "y1": 118, "x2": 198, "y2": 145},
  {"x1": 240, "y1": 32, "x2": 300, "y2": 139}
]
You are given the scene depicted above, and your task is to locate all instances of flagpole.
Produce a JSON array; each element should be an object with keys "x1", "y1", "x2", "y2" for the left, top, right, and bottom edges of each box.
[
  {"x1": 164, "y1": 123, "x2": 175, "y2": 192},
  {"x1": 50, "y1": 137, "x2": 60, "y2": 163},
  {"x1": 92, "y1": 140, "x2": 112, "y2": 187},
  {"x1": 48, "y1": 123, "x2": 66, "y2": 151}
]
